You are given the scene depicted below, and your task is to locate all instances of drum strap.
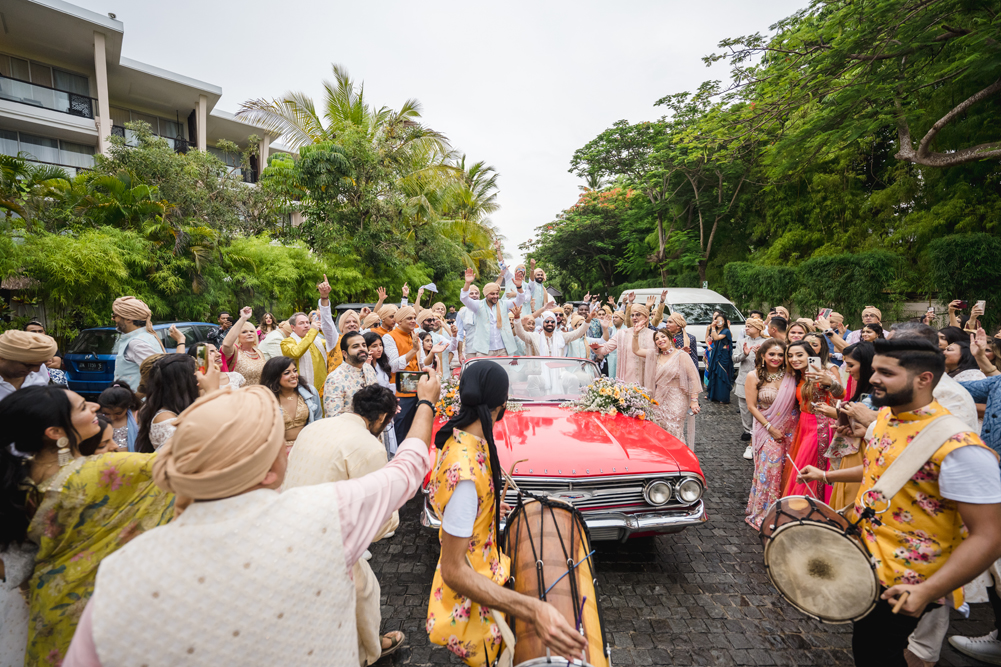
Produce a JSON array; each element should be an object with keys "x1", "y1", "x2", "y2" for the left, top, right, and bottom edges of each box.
[{"x1": 865, "y1": 414, "x2": 969, "y2": 509}]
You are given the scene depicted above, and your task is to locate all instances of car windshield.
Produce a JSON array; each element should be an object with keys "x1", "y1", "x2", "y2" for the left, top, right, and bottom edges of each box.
[
  {"x1": 669, "y1": 303, "x2": 745, "y2": 325},
  {"x1": 464, "y1": 357, "x2": 600, "y2": 402},
  {"x1": 67, "y1": 330, "x2": 120, "y2": 355}
]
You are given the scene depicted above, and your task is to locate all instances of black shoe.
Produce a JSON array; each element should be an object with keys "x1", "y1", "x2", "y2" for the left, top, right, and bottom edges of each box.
[{"x1": 741, "y1": 432, "x2": 751, "y2": 441}]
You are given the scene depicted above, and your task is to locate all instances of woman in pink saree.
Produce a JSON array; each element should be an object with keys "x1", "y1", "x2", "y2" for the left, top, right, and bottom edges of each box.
[
  {"x1": 632, "y1": 329, "x2": 702, "y2": 442},
  {"x1": 591, "y1": 304, "x2": 655, "y2": 392},
  {"x1": 780, "y1": 340, "x2": 844, "y2": 499},
  {"x1": 744, "y1": 339, "x2": 798, "y2": 528}
]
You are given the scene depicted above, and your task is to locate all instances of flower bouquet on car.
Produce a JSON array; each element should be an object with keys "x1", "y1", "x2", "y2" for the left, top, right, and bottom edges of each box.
[
  {"x1": 436, "y1": 375, "x2": 525, "y2": 423},
  {"x1": 562, "y1": 377, "x2": 669, "y2": 430}
]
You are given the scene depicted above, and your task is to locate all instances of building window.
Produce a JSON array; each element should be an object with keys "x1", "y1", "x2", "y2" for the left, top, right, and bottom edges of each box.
[
  {"x1": 109, "y1": 106, "x2": 190, "y2": 150},
  {"x1": 0, "y1": 128, "x2": 95, "y2": 175},
  {"x1": 0, "y1": 54, "x2": 94, "y2": 118}
]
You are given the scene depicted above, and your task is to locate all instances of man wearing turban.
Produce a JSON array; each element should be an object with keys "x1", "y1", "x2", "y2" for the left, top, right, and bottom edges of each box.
[
  {"x1": 63, "y1": 376, "x2": 442, "y2": 667},
  {"x1": 823, "y1": 305, "x2": 882, "y2": 352},
  {"x1": 0, "y1": 330, "x2": 57, "y2": 400},
  {"x1": 459, "y1": 264, "x2": 526, "y2": 358},
  {"x1": 111, "y1": 296, "x2": 164, "y2": 390},
  {"x1": 512, "y1": 309, "x2": 591, "y2": 393}
]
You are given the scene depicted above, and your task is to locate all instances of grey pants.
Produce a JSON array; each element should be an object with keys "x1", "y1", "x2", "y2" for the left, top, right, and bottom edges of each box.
[{"x1": 737, "y1": 396, "x2": 753, "y2": 434}]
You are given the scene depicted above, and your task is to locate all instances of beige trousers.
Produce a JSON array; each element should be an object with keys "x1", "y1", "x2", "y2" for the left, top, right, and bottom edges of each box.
[{"x1": 354, "y1": 558, "x2": 382, "y2": 666}]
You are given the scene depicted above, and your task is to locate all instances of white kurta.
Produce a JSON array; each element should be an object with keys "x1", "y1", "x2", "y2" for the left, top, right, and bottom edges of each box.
[{"x1": 89, "y1": 485, "x2": 357, "y2": 667}]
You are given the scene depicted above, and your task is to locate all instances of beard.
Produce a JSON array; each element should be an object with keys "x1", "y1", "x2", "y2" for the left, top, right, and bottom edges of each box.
[
  {"x1": 535, "y1": 277, "x2": 544, "y2": 283},
  {"x1": 870, "y1": 383, "x2": 914, "y2": 407},
  {"x1": 543, "y1": 323, "x2": 556, "y2": 333},
  {"x1": 346, "y1": 351, "x2": 368, "y2": 366}
]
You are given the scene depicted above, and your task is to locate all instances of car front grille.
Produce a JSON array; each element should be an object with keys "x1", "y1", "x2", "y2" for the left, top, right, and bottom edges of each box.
[{"x1": 505, "y1": 475, "x2": 688, "y2": 512}]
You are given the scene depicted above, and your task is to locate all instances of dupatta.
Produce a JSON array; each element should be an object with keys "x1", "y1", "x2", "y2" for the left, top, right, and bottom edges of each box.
[{"x1": 752, "y1": 373, "x2": 798, "y2": 445}]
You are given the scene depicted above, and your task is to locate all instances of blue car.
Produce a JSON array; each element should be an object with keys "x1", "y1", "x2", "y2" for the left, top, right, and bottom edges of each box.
[{"x1": 65, "y1": 322, "x2": 217, "y2": 395}]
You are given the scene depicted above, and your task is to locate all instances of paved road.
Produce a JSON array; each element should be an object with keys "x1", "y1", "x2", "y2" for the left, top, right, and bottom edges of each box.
[{"x1": 371, "y1": 397, "x2": 994, "y2": 666}]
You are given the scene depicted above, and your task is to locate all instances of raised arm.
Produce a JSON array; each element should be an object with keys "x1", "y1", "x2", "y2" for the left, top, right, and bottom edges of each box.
[
  {"x1": 631, "y1": 329, "x2": 652, "y2": 358},
  {"x1": 221, "y1": 306, "x2": 252, "y2": 360},
  {"x1": 280, "y1": 327, "x2": 319, "y2": 360},
  {"x1": 373, "y1": 286, "x2": 387, "y2": 313},
  {"x1": 459, "y1": 268, "x2": 481, "y2": 313},
  {"x1": 564, "y1": 318, "x2": 590, "y2": 343}
]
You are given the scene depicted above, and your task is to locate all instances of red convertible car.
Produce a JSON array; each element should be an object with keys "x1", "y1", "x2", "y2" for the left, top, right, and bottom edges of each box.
[{"x1": 421, "y1": 356, "x2": 708, "y2": 541}]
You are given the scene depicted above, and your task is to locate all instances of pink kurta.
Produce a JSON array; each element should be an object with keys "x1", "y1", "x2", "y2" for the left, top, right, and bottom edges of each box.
[{"x1": 595, "y1": 327, "x2": 655, "y2": 391}]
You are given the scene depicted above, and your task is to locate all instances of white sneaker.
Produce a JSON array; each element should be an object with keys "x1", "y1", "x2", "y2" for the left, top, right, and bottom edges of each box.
[
  {"x1": 743, "y1": 445, "x2": 753, "y2": 460},
  {"x1": 949, "y1": 629, "x2": 1001, "y2": 665}
]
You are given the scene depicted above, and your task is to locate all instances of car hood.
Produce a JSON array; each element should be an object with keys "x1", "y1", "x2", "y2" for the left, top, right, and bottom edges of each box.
[{"x1": 483, "y1": 404, "x2": 701, "y2": 478}]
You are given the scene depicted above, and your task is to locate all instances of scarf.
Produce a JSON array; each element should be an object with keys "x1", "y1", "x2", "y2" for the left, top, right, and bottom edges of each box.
[{"x1": 752, "y1": 373, "x2": 798, "y2": 445}]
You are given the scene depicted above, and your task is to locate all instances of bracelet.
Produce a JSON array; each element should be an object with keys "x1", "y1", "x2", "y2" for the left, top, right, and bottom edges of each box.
[
  {"x1": 764, "y1": 422, "x2": 771, "y2": 430},
  {"x1": 822, "y1": 470, "x2": 829, "y2": 485},
  {"x1": 416, "y1": 399, "x2": 436, "y2": 413}
]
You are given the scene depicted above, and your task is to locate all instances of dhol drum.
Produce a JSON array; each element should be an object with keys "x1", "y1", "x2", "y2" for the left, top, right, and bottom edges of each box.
[
  {"x1": 759, "y1": 495, "x2": 879, "y2": 623},
  {"x1": 504, "y1": 497, "x2": 610, "y2": 667}
]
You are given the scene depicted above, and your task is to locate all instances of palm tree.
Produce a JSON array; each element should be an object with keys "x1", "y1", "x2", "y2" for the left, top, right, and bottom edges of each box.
[
  {"x1": 237, "y1": 64, "x2": 449, "y2": 160},
  {"x1": 0, "y1": 154, "x2": 71, "y2": 230}
]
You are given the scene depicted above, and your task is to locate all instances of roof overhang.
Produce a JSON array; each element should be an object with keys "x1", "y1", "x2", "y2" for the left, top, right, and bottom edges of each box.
[
  {"x1": 0, "y1": 0, "x2": 124, "y2": 71},
  {"x1": 107, "y1": 57, "x2": 221, "y2": 118}
]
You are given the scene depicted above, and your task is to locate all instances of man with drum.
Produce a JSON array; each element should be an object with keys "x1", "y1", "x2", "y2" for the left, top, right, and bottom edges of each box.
[
  {"x1": 425, "y1": 361, "x2": 586, "y2": 666},
  {"x1": 798, "y1": 338, "x2": 1001, "y2": 667}
]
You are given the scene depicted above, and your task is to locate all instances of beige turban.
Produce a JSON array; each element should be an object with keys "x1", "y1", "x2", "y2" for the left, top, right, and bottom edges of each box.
[
  {"x1": 829, "y1": 312, "x2": 844, "y2": 323},
  {"x1": 796, "y1": 318, "x2": 815, "y2": 331},
  {"x1": 570, "y1": 314, "x2": 585, "y2": 327},
  {"x1": 278, "y1": 321, "x2": 292, "y2": 336},
  {"x1": 417, "y1": 309, "x2": 435, "y2": 325},
  {"x1": 0, "y1": 330, "x2": 58, "y2": 364},
  {"x1": 432, "y1": 301, "x2": 446, "y2": 314},
  {"x1": 396, "y1": 305, "x2": 416, "y2": 322},
  {"x1": 152, "y1": 386, "x2": 284, "y2": 500},
  {"x1": 378, "y1": 304, "x2": 398, "y2": 320},
  {"x1": 631, "y1": 304, "x2": 650, "y2": 319},
  {"x1": 484, "y1": 282, "x2": 501, "y2": 296},
  {"x1": 336, "y1": 309, "x2": 358, "y2": 332},
  {"x1": 863, "y1": 306, "x2": 882, "y2": 321},
  {"x1": 667, "y1": 312, "x2": 687, "y2": 329},
  {"x1": 745, "y1": 317, "x2": 766, "y2": 333},
  {"x1": 113, "y1": 296, "x2": 155, "y2": 335},
  {"x1": 362, "y1": 313, "x2": 381, "y2": 329}
]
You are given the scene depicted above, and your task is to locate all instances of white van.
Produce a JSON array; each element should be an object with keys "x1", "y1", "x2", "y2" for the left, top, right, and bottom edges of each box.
[{"x1": 615, "y1": 288, "x2": 746, "y2": 370}]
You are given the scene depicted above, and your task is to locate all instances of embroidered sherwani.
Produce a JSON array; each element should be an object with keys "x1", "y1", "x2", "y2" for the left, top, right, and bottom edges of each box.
[{"x1": 323, "y1": 362, "x2": 378, "y2": 417}]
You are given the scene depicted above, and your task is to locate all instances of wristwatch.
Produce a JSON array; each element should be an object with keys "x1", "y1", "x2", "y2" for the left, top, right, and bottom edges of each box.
[{"x1": 416, "y1": 399, "x2": 436, "y2": 412}]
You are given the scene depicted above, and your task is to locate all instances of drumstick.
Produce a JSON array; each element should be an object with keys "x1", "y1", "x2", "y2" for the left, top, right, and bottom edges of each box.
[
  {"x1": 785, "y1": 454, "x2": 819, "y2": 499},
  {"x1": 891, "y1": 590, "x2": 910, "y2": 614},
  {"x1": 500, "y1": 458, "x2": 528, "y2": 501}
]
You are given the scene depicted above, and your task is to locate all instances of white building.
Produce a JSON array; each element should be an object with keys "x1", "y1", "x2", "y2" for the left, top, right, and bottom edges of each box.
[{"x1": 0, "y1": 0, "x2": 289, "y2": 179}]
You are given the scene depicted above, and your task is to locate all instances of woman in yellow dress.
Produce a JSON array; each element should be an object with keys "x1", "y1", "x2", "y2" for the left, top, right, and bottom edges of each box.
[
  {"x1": 0, "y1": 386, "x2": 175, "y2": 667},
  {"x1": 426, "y1": 361, "x2": 585, "y2": 666}
]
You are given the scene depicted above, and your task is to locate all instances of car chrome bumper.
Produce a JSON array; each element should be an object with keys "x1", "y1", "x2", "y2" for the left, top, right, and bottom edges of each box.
[{"x1": 421, "y1": 498, "x2": 708, "y2": 542}]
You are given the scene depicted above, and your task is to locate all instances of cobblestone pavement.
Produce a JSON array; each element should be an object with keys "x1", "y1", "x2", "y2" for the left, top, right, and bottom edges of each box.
[{"x1": 370, "y1": 395, "x2": 994, "y2": 666}]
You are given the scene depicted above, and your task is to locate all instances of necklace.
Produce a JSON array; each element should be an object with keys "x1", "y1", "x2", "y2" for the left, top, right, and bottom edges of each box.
[{"x1": 764, "y1": 369, "x2": 785, "y2": 383}]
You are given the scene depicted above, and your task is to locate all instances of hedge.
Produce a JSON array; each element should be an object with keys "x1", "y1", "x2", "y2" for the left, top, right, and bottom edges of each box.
[
  {"x1": 724, "y1": 251, "x2": 901, "y2": 328},
  {"x1": 928, "y1": 233, "x2": 1001, "y2": 332}
]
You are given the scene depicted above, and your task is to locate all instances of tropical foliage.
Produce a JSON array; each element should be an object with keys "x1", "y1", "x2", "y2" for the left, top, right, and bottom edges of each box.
[
  {"x1": 524, "y1": 0, "x2": 1001, "y2": 321},
  {"x1": 1, "y1": 66, "x2": 503, "y2": 344}
]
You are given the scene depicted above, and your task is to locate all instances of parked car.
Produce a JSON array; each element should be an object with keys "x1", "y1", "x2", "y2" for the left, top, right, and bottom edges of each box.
[
  {"x1": 421, "y1": 356, "x2": 708, "y2": 541},
  {"x1": 616, "y1": 288, "x2": 746, "y2": 370},
  {"x1": 64, "y1": 322, "x2": 216, "y2": 395}
]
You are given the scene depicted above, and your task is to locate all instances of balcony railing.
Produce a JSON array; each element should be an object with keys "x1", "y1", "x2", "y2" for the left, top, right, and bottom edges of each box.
[
  {"x1": 111, "y1": 125, "x2": 192, "y2": 154},
  {"x1": 0, "y1": 75, "x2": 95, "y2": 119}
]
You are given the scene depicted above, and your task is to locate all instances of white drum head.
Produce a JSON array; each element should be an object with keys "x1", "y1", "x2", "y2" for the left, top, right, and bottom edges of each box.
[{"x1": 764, "y1": 521, "x2": 878, "y2": 623}]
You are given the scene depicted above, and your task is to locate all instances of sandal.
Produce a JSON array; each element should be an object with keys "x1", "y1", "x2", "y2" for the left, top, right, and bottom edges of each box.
[{"x1": 380, "y1": 630, "x2": 405, "y2": 658}]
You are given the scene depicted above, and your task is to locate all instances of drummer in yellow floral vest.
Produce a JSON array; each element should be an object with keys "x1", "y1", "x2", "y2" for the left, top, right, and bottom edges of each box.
[
  {"x1": 799, "y1": 338, "x2": 1001, "y2": 667},
  {"x1": 426, "y1": 360, "x2": 585, "y2": 666}
]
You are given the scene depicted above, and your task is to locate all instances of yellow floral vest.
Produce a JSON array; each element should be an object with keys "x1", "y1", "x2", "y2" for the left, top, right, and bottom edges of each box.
[
  {"x1": 426, "y1": 430, "x2": 511, "y2": 666},
  {"x1": 848, "y1": 402, "x2": 995, "y2": 607}
]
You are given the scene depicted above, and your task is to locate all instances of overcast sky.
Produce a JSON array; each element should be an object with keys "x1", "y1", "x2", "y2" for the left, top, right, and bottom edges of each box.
[{"x1": 75, "y1": 0, "x2": 803, "y2": 265}]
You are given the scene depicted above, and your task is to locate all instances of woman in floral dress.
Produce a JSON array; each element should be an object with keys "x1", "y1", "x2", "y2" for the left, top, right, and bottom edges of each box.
[
  {"x1": 426, "y1": 361, "x2": 584, "y2": 666},
  {"x1": 0, "y1": 386, "x2": 174, "y2": 667},
  {"x1": 744, "y1": 339, "x2": 799, "y2": 528}
]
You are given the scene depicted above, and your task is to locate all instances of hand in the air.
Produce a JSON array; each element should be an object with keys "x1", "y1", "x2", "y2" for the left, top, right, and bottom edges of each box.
[
  {"x1": 377, "y1": 286, "x2": 387, "y2": 300},
  {"x1": 317, "y1": 274, "x2": 331, "y2": 299},
  {"x1": 401, "y1": 283, "x2": 410, "y2": 298}
]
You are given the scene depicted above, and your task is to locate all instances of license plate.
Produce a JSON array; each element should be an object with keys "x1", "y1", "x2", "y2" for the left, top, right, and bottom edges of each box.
[{"x1": 78, "y1": 362, "x2": 104, "y2": 372}]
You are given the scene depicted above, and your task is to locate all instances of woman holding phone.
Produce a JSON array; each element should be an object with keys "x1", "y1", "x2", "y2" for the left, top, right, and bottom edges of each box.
[
  {"x1": 705, "y1": 314, "x2": 734, "y2": 403},
  {"x1": 780, "y1": 340, "x2": 844, "y2": 499}
]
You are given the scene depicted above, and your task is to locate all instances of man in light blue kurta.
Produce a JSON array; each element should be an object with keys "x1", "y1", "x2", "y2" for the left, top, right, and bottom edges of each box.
[
  {"x1": 458, "y1": 266, "x2": 526, "y2": 357},
  {"x1": 111, "y1": 296, "x2": 164, "y2": 389}
]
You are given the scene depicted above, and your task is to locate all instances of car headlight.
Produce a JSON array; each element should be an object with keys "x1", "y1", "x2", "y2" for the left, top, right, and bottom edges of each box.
[
  {"x1": 643, "y1": 480, "x2": 673, "y2": 506},
  {"x1": 676, "y1": 478, "x2": 703, "y2": 504}
]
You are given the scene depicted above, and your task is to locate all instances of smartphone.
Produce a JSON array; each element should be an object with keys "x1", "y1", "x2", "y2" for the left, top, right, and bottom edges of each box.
[
  {"x1": 198, "y1": 344, "x2": 209, "y2": 373},
  {"x1": 926, "y1": 306, "x2": 935, "y2": 314},
  {"x1": 955, "y1": 300, "x2": 969, "y2": 310},
  {"x1": 808, "y1": 356, "x2": 822, "y2": 374},
  {"x1": 836, "y1": 400, "x2": 851, "y2": 429},
  {"x1": 818, "y1": 308, "x2": 832, "y2": 319},
  {"x1": 396, "y1": 370, "x2": 428, "y2": 394},
  {"x1": 975, "y1": 300, "x2": 986, "y2": 312}
]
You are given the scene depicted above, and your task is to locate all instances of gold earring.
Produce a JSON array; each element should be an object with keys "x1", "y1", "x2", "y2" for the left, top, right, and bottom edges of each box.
[{"x1": 56, "y1": 436, "x2": 72, "y2": 466}]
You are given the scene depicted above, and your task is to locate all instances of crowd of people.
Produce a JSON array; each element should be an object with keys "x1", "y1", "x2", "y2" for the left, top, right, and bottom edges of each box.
[
  {"x1": 3, "y1": 261, "x2": 1001, "y2": 667},
  {"x1": 737, "y1": 303, "x2": 1001, "y2": 666}
]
